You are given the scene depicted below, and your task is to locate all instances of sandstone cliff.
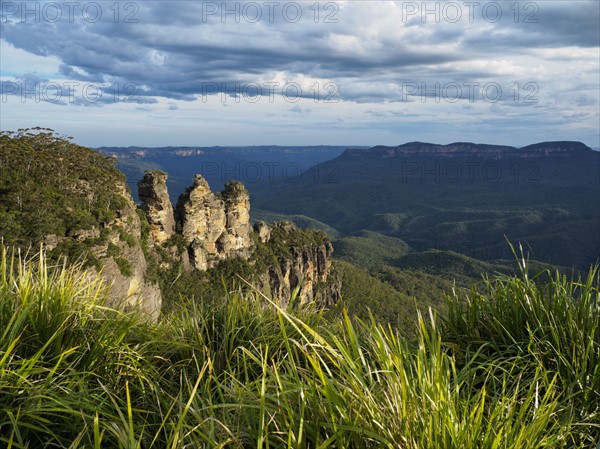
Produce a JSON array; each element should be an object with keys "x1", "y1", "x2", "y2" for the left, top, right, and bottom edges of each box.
[
  {"x1": 93, "y1": 182, "x2": 162, "y2": 319},
  {"x1": 340, "y1": 141, "x2": 595, "y2": 160},
  {"x1": 44, "y1": 180, "x2": 163, "y2": 320},
  {"x1": 256, "y1": 221, "x2": 341, "y2": 307}
]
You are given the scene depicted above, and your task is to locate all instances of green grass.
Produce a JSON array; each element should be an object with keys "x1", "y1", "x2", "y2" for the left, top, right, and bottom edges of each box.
[{"x1": 0, "y1": 244, "x2": 598, "y2": 448}]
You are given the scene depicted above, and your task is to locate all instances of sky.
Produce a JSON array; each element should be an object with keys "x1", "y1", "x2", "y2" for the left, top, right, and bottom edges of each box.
[{"x1": 1, "y1": 0, "x2": 599, "y2": 148}]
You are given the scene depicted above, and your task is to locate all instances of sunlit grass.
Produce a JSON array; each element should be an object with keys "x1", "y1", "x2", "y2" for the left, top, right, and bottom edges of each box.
[{"x1": 0, "y1": 245, "x2": 598, "y2": 448}]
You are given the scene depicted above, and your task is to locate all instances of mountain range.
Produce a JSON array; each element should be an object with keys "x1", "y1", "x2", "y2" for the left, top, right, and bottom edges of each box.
[{"x1": 251, "y1": 141, "x2": 600, "y2": 270}]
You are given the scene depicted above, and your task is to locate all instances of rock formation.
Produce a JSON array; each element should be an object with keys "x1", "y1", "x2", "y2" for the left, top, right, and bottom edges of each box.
[
  {"x1": 0, "y1": 131, "x2": 163, "y2": 321},
  {"x1": 43, "y1": 180, "x2": 163, "y2": 320},
  {"x1": 138, "y1": 171, "x2": 341, "y2": 308},
  {"x1": 137, "y1": 171, "x2": 175, "y2": 244},
  {"x1": 259, "y1": 222, "x2": 340, "y2": 307},
  {"x1": 174, "y1": 175, "x2": 253, "y2": 270},
  {"x1": 222, "y1": 180, "x2": 253, "y2": 258},
  {"x1": 1, "y1": 130, "x2": 337, "y2": 323}
]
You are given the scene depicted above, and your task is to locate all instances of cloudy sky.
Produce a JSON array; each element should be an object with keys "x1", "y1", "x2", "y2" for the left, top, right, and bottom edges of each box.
[{"x1": 1, "y1": 0, "x2": 599, "y2": 147}]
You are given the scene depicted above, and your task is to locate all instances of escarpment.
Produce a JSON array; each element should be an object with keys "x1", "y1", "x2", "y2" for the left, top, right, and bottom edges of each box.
[
  {"x1": 138, "y1": 171, "x2": 340, "y2": 307},
  {"x1": 0, "y1": 131, "x2": 162, "y2": 320},
  {"x1": 93, "y1": 182, "x2": 162, "y2": 319},
  {"x1": 47, "y1": 179, "x2": 163, "y2": 320},
  {"x1": 43, "y1": 178, "x2": 164, "y2": 320}
]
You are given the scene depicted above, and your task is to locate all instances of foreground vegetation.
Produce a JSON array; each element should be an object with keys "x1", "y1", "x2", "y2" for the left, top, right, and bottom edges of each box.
[{"x1": 0, "y1": 245, "x2": 598, "y2": 448}]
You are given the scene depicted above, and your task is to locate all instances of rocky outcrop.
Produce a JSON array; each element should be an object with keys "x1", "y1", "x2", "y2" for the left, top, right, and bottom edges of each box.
[
  {"x1": 174, "y1": 175, "x2": 253, "y2": 270},
  {"x1": 0, "y1": 130, "x2": 163, "y2": 321},
  {"x1": 137, "y1": 171, "x2": 175, "y2": 244},
  {"x1": 257, "y1": 222, "x2": 341, "y2": 307},
  {"x1": 222, "y1": 180, "x2": 253, "y2": 257},
  {"x1": 45, "y1": 181, "x2": 163, "y2": 320},
  {"x1": 137, "y1": 171, "x2": 341, "y2": 308},
  {"x1": 254, "y1": 221, "x2": 271, "y2": 243}
]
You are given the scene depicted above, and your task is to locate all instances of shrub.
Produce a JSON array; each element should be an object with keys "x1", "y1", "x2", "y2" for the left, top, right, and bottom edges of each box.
[{"x1": 114, "y1": 256, "x2": 133, "y2": 277}]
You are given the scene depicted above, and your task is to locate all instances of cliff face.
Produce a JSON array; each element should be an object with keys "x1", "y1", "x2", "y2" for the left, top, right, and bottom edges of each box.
[
  {"x1": 340, "y1": 141, "x2": 595, "y2": 160},
  {"x1": 174, "y1": 175, "x2": 253, "y2": 270},
  {"x1": 257, "y1": 222, "x2": 341, "y2": 307},
  {"x1": 93, "y1": 182, "x2": 162, "y2": 319},
  {"x1": 139, "y1": 172, "x2": 340, "y2": 307},
  {"x1": 46, "y1": 180, "x2": 163, "y2": 320}
]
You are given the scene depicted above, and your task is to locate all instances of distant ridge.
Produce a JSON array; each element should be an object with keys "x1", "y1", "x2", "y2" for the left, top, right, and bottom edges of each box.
[{"x1": 340, "y1": 141, "x2": 594, "y2": 160}]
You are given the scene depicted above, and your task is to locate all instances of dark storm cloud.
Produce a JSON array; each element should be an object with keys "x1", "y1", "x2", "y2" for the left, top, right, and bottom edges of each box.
[
  {"x1": 461, "y1": 2, "x2": 599, "y2": 50},
  {"x1": 533, "y1": 3, "x2": 600, "y2": 47},
  {"x1": 0, "y1": 1, "x2": 598, "y2": 104}
]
